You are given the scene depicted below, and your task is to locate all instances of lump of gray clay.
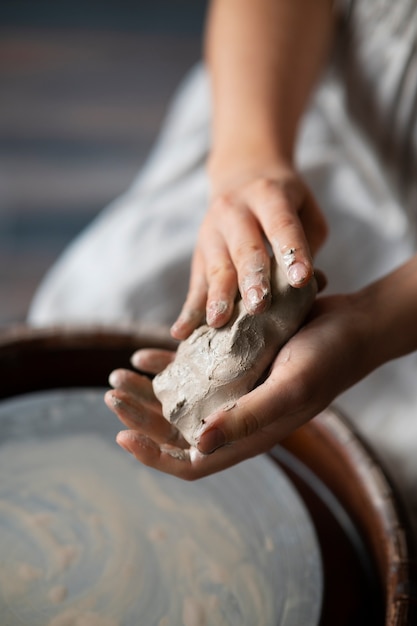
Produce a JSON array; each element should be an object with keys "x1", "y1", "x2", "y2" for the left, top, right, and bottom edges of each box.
[{"x1": 152, "y1": 260, "x2": 317, "y2": 447}]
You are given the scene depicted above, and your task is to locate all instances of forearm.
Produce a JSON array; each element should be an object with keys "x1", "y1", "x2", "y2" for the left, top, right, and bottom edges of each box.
[
  {"x1": 355, "y1": 254, "x2": 417, "y2": 370},
  {"x1": 205, "y1": 0, "x2": 335, "y2": 186}
]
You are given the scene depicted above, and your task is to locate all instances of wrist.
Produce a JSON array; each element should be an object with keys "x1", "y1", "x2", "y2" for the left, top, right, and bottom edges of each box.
[
  {"x1": 347, "y1": 290, "x2": 385, "y2": 377},
  {"x1": 207, "y1": 151, "x2": 296, "y2": 196}
]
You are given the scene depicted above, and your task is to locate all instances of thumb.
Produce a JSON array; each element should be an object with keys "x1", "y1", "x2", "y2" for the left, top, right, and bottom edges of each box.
[
  {"x1": 195, "y1": 372, "x2": 295, "y2": 455},
  {"x1": 196, "y1": 403, "x2": 262, "y2": 455},
  {"x1": 195, "y1": 335, "x2": 323, "y2": 455}
]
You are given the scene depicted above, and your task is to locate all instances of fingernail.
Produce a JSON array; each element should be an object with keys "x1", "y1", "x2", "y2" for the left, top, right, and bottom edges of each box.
[
  {"x1": 288, "y1": 262, "x2": 309, "y2": 285},
  {"x1": 170, "y1": 319, "x2": 187, "y2": 338},
  {"x1": 171, "y1": 309, "x2": 203, "y2": 336},
  {"x1": 197, "y1": 427, "x2": 226, "y2": 454},
  {"x1": 170, "y1": 316, "x2": 186, "y2": 331},
  {"x1": 108, "y1": 371, "x2": 120, "y2": 388},
  {"x1": 246, "y1": 286, "x2": 269, "y2": 313},
  {"x1": 116, "y1": 431, "x2": 134, "y2": 454},
  {"x1": 130, "y1": 352, "x2": 143, "y2": 368},
  {"x1": 206, "y1": 300, "x2": 229, "y2": 325}
]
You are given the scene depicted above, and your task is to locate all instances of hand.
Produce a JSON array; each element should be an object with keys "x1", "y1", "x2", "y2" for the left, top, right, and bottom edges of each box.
[
  {"x1": 170, "y1": 168, "x2": 328, "y2": 340},
  {"x1": 105, "y1": 291, "x2": 373, "y2": 480}
]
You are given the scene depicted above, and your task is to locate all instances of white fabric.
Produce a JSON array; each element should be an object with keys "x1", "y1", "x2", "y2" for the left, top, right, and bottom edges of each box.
[
  {"x1": 338, "y1": 0, "x2": 417, "y2": 215},
  {"x1": 28, "y1": 6, "x2": 417, "y2": 538}
]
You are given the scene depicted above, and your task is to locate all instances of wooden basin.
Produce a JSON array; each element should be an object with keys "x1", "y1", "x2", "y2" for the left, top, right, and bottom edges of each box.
[{"x1": 0, "y1": 325, "x2": 415, "y2": 625}]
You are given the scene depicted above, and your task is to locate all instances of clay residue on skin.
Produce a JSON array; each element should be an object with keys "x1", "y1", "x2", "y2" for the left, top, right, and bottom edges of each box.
[
  {"x1": 282, "y1": 248, "x2": 296, "y2": 268},
  {"x1": 153, "y1": 259, "x2": 317, "y2": 445},
  {"x1": 0, "y1": 427, "x2": 321, "y2": 626}
]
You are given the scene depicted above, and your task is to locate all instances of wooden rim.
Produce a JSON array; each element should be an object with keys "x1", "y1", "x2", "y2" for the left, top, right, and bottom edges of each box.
[{"x1": 282, "y1": 409, "x2": 417, "y2": 626}]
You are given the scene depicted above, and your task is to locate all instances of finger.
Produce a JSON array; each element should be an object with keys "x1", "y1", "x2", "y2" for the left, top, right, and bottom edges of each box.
[
  {"x1": 105, "y1": 388, "x2": 187, "y2": 447},
  {"x1": 130, "y1": 348, "x2": 176, "y2": 374},
  {"x1": 238, "y1": 247, "x2": 271, "y2": 316},
  {"x1": 117, "y1": 431, "x2": 201, "y2": 479},
  {"x1": 170, "y1": 249, "x2": 207, "y2": 340},
  {"x1": 247, "y1": 179, "x2": 313, "y2": 287},
  {"x1": 199, "y1": 228, "x2": 239, "y2": 328},
  {"x1": 108, "y1": 368, "x2": 156, "y2": 404},
  {"x1": 209, "y1": 195, "x2": 271, "y2": 316},
  {"x1": 114, "y1": 429, "x2": 267, "y2": 480}
]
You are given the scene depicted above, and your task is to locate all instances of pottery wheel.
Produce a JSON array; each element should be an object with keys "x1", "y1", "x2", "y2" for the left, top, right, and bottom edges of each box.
[{"x1": 0, "y1": 389, "x2": 322, "y2": 626}]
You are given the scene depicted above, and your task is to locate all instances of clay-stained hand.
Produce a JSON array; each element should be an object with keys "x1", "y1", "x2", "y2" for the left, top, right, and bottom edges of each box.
[
  {"x1": 170, "y1": 170, "x2": 327, "y2": 341},
  {"x1": 105, "y1": 294, "x2": 373, "y2": 480}
]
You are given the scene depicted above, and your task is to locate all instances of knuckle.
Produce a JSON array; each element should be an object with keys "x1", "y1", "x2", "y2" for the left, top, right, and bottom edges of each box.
[
  {"x1": 292, "y1": 377, "x2": 316, "y2": 409},
  {"x1": 235, "y1": 407, "x2": 261, "y2": 439},
  {"x1": 211, "y1": 194, "x2": 236, "y2": 215},
  {"x1": 252, "y1": 177, "x2": 274, "y2": 194},
  {"x1": 234, "y1": 241, "x2": 264, "y2": 262},
  {"x1": 271, "y1": 214, "x2": 298, "y2": 234},
  {"x1": 206, "y1": 259, "x2": 235, "y2": 280},
  {"x1": 260, "y1": 178, "x2": 305, "y2": 213}
]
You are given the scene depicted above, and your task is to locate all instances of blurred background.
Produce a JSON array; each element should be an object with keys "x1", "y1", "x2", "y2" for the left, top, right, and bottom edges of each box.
[{"x1": 0, "y1": 0, "x2": 207, "y2": 327}]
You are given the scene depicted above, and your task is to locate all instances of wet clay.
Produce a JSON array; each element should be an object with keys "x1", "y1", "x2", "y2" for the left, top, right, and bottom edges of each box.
[{"x1": 153, "y1": 261, "x2": 317, "y2": 445}]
